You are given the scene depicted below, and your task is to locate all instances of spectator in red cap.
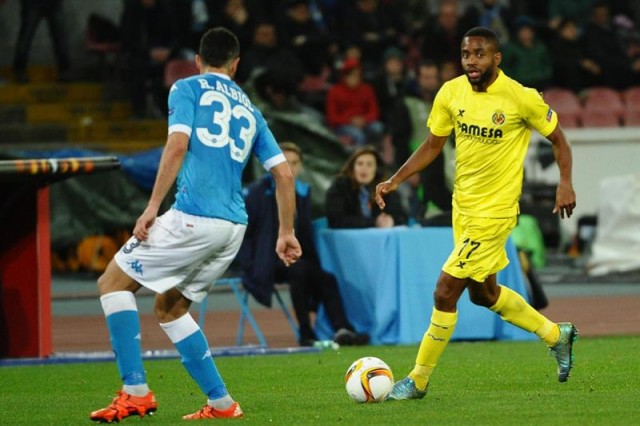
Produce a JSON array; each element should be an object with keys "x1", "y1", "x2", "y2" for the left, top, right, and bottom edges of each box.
[{"x1": 325, "y1": 57, "x2": 384, "y2": 149}]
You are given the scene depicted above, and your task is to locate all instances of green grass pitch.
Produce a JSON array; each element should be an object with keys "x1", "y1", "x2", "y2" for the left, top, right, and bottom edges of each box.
[{"x1": 1, "y1": 336, "x2": 638, "y2": 425}]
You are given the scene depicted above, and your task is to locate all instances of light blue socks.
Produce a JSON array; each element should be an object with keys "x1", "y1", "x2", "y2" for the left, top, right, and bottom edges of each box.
[
  {"x1": 160, "y1": 313, "x2": 228, "y2": 403},
  {"x1": 100, "y1": 291, "x2": 149, "y2": 396}
]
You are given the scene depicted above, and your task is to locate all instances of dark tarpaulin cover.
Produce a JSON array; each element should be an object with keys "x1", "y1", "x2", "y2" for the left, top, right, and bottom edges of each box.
[{"x1": 11, "y1": 114, "x2": 347, "y2": 247}]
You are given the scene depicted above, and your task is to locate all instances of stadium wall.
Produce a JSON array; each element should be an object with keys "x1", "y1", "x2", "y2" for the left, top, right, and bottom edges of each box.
[{"x1": 526, "y1": 127, "x2": 640, "y2": 240}]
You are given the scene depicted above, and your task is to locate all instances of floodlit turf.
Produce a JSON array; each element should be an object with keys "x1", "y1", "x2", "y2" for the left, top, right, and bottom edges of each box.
[{"x1": 1, "y1": 336, "x2": 638, "y2": 425}]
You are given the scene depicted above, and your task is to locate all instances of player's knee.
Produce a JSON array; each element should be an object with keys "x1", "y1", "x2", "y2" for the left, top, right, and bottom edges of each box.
[
  {"x1": 468, "y1": 291, "x2": 497, "y2": 307},
  {"x1": 154, "y1": 304, "x2": 170, "y2": 322},
  {"x1": 154, "y1": 300, "x2": 182, "y2": 323},
  {"x1": 433, "y1": 287, "x2": 456, "y2": 311},
  {"x1": 154, "y1": 290, "x2": 191, "y2": 323},
  {"x1": 96, "y1": 272, "x2": 111, "y2": 295}
]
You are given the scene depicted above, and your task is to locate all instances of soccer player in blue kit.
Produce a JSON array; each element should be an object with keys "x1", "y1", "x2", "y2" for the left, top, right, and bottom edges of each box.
[{"x1": 90, "y1": 27, "x2": 302, "y2": 422}]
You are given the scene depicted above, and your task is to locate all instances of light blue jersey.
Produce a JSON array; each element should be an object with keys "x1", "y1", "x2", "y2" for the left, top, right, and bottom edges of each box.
[{"x1": 167, "y1": 72, "x2": 285, "y2": 224}]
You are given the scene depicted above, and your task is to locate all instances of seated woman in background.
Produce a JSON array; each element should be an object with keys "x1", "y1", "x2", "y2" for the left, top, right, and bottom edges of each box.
[{"x1": 326, "y1": 146, "x2": 407, "y2": 228}]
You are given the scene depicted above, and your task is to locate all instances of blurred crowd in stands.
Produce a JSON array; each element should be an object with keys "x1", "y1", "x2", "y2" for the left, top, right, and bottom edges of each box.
[
  {"x1": 12, "y1": 0, "x2": 639, "y2": 129},
  {"x1": 16, "y1": 0, "x2": 636, "y2": 223},
  {"x1": 129, "y1": 1, "x2": 640, "y2": 133},
  {"x1": 14, "y1": 0, "x2": 635, "y2": 275}
]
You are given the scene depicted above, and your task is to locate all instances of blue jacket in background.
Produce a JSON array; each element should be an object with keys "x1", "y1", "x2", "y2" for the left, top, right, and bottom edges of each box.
[{"x1": 236, "y1": 175, "x2": 318, "y2": 307}]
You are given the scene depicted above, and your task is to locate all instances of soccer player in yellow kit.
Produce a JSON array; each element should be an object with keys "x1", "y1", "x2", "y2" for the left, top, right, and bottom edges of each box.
[{"x1": 375, "y1": 27, "x2": 578, "y2": 400}]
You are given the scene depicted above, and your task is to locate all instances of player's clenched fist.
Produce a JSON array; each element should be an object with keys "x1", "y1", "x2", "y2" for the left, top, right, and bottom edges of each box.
[{"x1": 276, "y1": 234, "x2": 302, "y2": 266}]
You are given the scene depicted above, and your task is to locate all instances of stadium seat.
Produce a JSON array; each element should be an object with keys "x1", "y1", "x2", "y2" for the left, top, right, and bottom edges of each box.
[
  {"x1": 298, "y1": 66, "x2": 331, "y2": 93},
  {"x1": 198, "y1": 278, "x2": 299, "y2": 347},
  {"x1": 556, "y1": 113, "x2": 580, "y2": 128},
  {"x1": 621, "y1": 87, "x2": 640, "y2": 126},
  {"x1": 623, "y1": 108, "x2": 640, "y2": 126},
  {"x1": 163, "y1": 59, "x2": 199, "y2": 88},
  {"x1": 582, "y1": 87, "x2": 625, "y2": 119},
  {"x1": 85, "y1": 22, "x2": 121, "y2": 80},
  {"x1": 622, "y1": 86, "x2": 640, "y2": 111},
  {"x1": 543, "y1": 88, "x2": 581, "y2": 128},
  {"x1": 580, "y1": 108, "x2": 621, "y2": 127},
  {"x1": 298, "y1": 66, "x2": 332, "y2": 111}
]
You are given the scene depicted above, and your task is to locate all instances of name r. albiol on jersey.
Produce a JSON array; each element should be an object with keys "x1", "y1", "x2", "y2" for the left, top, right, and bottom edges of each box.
[{"x1": 191, "y1": 77, "x2": 255, "y2": 112}]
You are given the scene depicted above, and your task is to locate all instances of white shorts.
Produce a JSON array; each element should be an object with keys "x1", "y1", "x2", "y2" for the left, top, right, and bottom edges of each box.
[{"x1": 115, "y1": 209, "x2": 246, "y2": 303}]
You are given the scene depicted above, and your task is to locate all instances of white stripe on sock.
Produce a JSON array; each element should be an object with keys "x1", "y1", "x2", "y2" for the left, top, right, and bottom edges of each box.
[
  {"x1": 160, "y1": 313, "x2": 200, "y2": 343},
  {"x1": 100, "y1": 291, "x2": 137, "y2": 317}
]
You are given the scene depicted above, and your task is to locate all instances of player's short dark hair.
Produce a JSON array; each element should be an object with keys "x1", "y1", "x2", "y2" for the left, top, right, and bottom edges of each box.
[
  {"x1": 462, "y1": 26, "x2": 500, "y2": 52},
  {"x1": 279, "y1": 142, "x2": 303, "y2": 160},
  {"x1": 199, "y1": 27, "x2": 240, "y2": 68}
]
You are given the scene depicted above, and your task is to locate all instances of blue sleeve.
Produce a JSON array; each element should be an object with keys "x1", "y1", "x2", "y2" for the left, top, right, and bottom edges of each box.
[
  {"x1": 252, "y1": 125, "x2": 285, "y2": 170},
  {"x1": 168, "y1": 80, "x2": 195, "y2": 136}
]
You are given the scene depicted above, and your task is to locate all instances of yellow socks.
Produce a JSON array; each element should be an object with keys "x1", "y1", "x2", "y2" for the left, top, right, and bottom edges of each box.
[
  {"x1": 409, "y1": 308, "x2": 457, "y2": 390},
  {"x1": 408, "y1": 286, "x2": 561, "y2": 391},
  {"x1": 490, "y1": 285, "x2": 559, "y2": 346}
]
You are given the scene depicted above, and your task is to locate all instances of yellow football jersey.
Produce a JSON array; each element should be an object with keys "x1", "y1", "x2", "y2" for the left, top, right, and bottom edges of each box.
[{"x1": 427, "y1": 69, "x2": 558, "y2": 218}]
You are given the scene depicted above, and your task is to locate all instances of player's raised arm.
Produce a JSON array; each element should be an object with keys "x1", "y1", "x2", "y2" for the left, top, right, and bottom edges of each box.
[
  {"x1": 546, "y1": 124, "x2": 576, "y2": 219},
  {"x1": 375, "y1": 133, "x2": 449, "y2": 209}
]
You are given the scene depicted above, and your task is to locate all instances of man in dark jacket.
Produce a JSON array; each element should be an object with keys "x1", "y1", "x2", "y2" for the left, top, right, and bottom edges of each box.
[
  {"x1": 120, "y1": 0, "x2": 177, "y2": 117},
  {"x1": 237, "y1": 142, "x2": 369, "y2": 347}
]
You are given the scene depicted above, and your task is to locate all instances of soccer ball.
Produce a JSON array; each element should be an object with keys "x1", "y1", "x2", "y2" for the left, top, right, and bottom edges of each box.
[{"x1": 344, "y1": 356, "x2": 394, "y2": 403}]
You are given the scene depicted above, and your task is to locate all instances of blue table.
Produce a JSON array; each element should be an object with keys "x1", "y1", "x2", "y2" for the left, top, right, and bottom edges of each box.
[{"x1": 314, "y1": 226, "x2": 534, "y2": 344}]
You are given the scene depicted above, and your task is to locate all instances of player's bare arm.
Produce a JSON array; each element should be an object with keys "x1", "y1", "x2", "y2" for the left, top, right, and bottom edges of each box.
[
  {"x1": 546, "y1": 125, "x2": 576, "y2": 219},
  {"x1": 271, "y1": 161, "x2": 302, "y2": 266},
  {"x1": 133, "y1": 132, "x2": 189, "y2": 241},
  {"x1": 375, "y1": 133, "x2": 449, "y2": 209}
]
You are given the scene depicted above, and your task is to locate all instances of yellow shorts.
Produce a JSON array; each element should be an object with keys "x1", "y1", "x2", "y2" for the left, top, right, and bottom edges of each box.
[{"x1": 442, "y1": 210, "x2": 517, "y2": 282}]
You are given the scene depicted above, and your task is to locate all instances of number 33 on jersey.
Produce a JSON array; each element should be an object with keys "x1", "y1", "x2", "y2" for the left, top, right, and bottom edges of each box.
[{"x1": 167, "y1": 72, "x2": 285, "y2": 224}]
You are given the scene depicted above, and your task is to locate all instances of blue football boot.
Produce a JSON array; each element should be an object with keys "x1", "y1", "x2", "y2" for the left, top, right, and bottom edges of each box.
[
  {"x1": 549, "y1": 322, "x2": 579, "y2": 382},
  {"x1": 386, "y1": 377, "x2": 428, "y2": 401}
]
